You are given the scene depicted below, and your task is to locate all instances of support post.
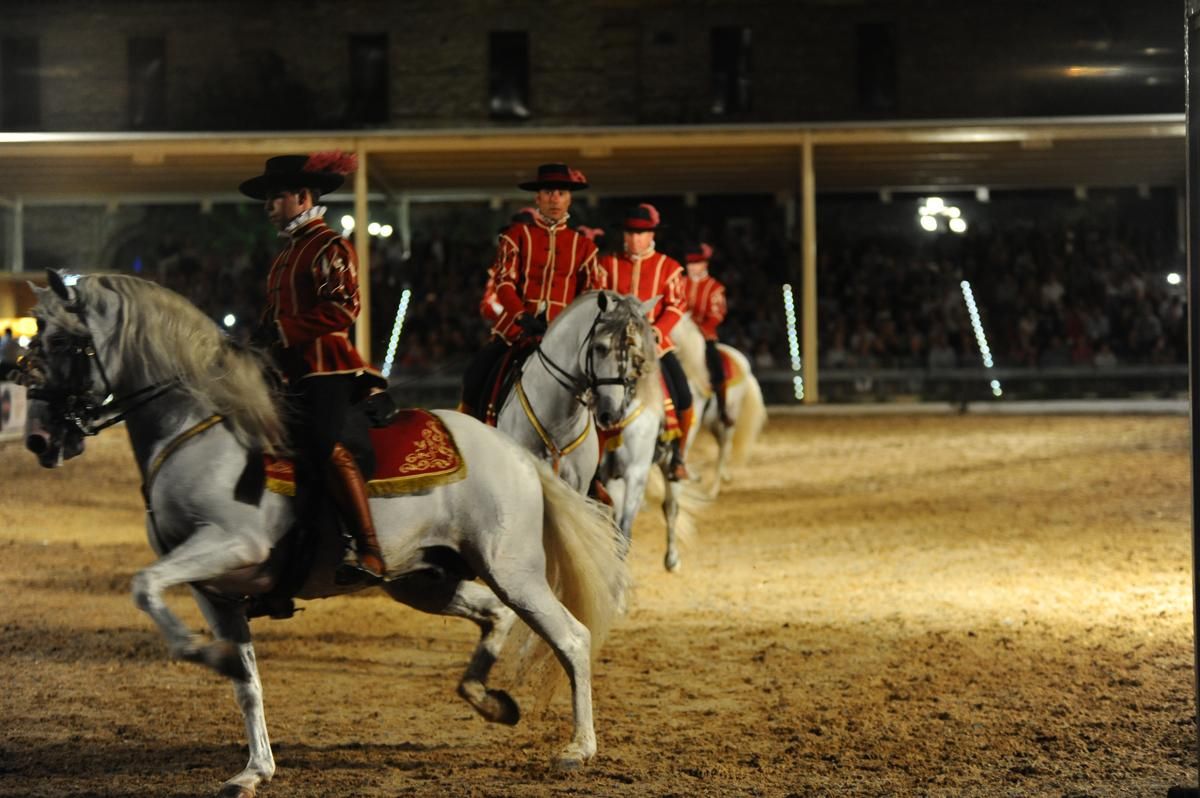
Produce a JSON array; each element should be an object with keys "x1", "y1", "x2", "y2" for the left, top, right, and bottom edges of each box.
[
  {"x1": 11, "y1": 197, "x2": 24, "y2": 273},
  {"x1": 1175, "y1": 2, "x2": 1200, "y2": 796},
  {"x1": 354, "y1": 146, "x2": 371, "y2": 362},
  {"x1": 801, "y1": 136, "x2": 818, "y2": 404}
]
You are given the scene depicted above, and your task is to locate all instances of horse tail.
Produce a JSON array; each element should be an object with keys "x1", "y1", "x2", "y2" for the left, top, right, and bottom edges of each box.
[
  {"x1": 536, "y1": 461, "x2": 630, "y2": 653},
  {"x1": 731, "y1": 368, "x2": 767, "y2": 467}
]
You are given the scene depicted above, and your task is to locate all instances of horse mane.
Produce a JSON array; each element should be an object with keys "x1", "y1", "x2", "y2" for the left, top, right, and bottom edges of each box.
[{"x1": 52, "y1": 275, "x2": 286, "y2": 454}]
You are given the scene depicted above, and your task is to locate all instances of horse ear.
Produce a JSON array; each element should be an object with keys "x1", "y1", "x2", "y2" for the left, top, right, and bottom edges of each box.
[
  {"x1": 639, "y1": 295, "x2": 661, "y2": 316},
  {"x1": 47, "y1": 270, "x2": 70, "y2": 301},
  {"x1": 597, "y1": 291, "x2": 608, "y2": 312}
]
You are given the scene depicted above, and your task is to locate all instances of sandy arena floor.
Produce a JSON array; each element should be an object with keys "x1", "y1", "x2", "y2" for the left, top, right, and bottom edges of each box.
[{"x1": 0, "y1": 412, "x2": 1195, "y2": 797}]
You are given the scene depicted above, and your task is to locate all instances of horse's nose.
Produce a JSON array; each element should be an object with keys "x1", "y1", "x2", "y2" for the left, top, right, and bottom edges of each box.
[
  {"x1": 597, "y1": 410, "x2": 614, "y2": 428},
  {"x1": 25, "y1": 431, "x2": 50, "y2": 455}
]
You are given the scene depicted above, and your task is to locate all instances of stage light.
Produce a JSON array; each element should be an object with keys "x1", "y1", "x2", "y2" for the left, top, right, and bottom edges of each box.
[
  {"x1": 781, "y1": 284, "x2": 803, "y2": 400},
  {"x1": 380, "y1": 289, "x2": 413, "y2": 378},
  {"x1": 367, "y1": 222, "x2": 381, "y2": 236},
  {"x1": 222, "y1": 314, "x2": 236, "y2": 328},
  {"x1": 924, "y1": 197, "x2": 945, "y2": 213},
  {"x1": 949, "y1": 218, "x2": 967, "y2": 234},
  {"x1": 379, "y1": 224, "x2": 394, "y2": 238},
  {"x1": 341, "y1": 215, "x2": 355, "y2": 231},
  {"x1": 920, "y1": 215, "x2": 939, "y2": 232},
  {"x1": 961, "y1": 280, "x2": 1001, "y2": 396},
  {"x1": 1167, "y1": 272, "x2": 1182, "y2": 285}
]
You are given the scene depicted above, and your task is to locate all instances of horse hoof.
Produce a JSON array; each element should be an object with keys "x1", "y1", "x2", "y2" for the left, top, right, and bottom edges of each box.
[
  {"x1": 217, "y1": 784, "x2": 255, "y2": 798},
  {"x1": 205, "y1": 641, "x2": 249, "y2": 681},
  {"x1": 664, "y1": 552, "x2": 681, "y2": 572},
  {"x1": 552, "y1": 753, "x2": 586, "y2": 772},
  {"x1": 485, "y1": 689, "x2": 521, "y2": 726}
]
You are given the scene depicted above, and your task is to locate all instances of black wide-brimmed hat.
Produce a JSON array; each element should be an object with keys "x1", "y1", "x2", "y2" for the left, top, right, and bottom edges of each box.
[
  {"x1": 518, "y1": 163, "x2": 589, "y2": 192},
  {"x1": 622, "y1": 203, "x2": 663, "y2": 231},
  {"x1": 239, "y1": 152, "x2": 357, "y2": 200}
]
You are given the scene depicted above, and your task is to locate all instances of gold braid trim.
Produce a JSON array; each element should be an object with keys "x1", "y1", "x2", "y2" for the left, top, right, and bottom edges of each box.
[{"x1": 144, "y1": 415, "x2": 225, "y2": 499}]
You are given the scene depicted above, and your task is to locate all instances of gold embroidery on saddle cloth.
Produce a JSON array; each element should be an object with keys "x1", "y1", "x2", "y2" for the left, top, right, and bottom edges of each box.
[
  {"x1": 265, "y1": 412, "x2": 467, "y2": 498},
  {"x1": 370, "y1": 420, "x2": 467, "y2": 496}
]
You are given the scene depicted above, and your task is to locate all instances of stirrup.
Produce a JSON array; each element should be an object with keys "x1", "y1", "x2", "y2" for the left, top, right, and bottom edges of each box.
[{"x1": 333, "y1": 534, "x2": 384, "y2": 586}]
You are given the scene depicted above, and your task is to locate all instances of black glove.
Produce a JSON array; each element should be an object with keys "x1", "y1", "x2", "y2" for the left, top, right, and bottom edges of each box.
[
  {"x1": 515, "y1": 314, "x2": 548, "y2": 338},
  {"x1": 250, "y1": 322, "x2": 281, "y2": 350}
]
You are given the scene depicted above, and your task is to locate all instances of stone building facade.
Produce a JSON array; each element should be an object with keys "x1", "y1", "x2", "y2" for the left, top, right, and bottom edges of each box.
[{"x1": 0, "y1": 0, "x2": 1182, "y2": 133}]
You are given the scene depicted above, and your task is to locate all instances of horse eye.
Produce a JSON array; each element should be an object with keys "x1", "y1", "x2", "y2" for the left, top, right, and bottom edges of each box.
[{"x1": 594, "y1": 343, "x2": 609, "y2": 357}]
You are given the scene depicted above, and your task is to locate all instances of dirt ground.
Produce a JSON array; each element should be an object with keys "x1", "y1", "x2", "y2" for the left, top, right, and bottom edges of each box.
[{"x1": 0, "y1": 412, "x2": 1196, "y2": 797}]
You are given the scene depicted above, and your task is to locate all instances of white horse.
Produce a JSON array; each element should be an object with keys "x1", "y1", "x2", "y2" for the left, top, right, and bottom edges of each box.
[
  {"x1": 673, "y1": 316, "x2": 767, "y2": 498},
  {"x1": 496, "y1": 290, "x2": 657, "y2": 494},
  {"x1": 19, "y1": 271, "x2": 629, "y2": 797}
]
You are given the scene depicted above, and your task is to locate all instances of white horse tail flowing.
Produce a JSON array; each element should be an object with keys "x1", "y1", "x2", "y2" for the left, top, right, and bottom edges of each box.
[
  {"x1": 730, "y1": 351, "x2": 767, "y2": 467},
  {"x1": 536, "y1": 460, "x2": 630, "y2": 653}
]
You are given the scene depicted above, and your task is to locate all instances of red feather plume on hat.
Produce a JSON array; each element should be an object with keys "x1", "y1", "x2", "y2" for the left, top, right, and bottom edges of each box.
[
  {"x1": 304, "y1": 151, "x2": 358, "y2": 175},
  {"x1": 568, "y1": 167, "x2": 588, "y2": 184}
]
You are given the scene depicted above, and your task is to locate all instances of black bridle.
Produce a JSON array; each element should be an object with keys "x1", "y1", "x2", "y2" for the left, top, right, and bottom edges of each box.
[
  {"x1": 532, "y1": 307, "x2": 641, "y2": 414},
  {"x1": 18, "y1": 304, "x2": 179, "y2": 438}
]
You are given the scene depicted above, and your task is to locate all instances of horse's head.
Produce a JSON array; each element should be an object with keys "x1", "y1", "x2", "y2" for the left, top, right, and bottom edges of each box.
[
  {"x1": 18, "y1": 271, "x2": 118, "y2": 466},
  {"x1": 587, "y1": 292, "x2": 659, "y2": 428}
]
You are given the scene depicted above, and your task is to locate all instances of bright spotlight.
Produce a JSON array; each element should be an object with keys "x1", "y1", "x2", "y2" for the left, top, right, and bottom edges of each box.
[
  {"x1": 1167, "y1": 272, "x2": 1182, "y2": 285},
  {"x1": 944, "y1": 206, "x2": 961, "y2": 218},
  {"x1": 380, "y1": 289, "x2": 413, "y2": 378},
  {"x1": 781, "y1": 284, "x2": 803, "y2": 401},
  {"x1": 367, "y1": 222, "x2": 381, "y2": 236},
  {"x1": 948, "y1": 218, "x2": 967, "y2": 234},
  {"x1": 341, "y1": 215, "x2": 355, "y2": 231},
  {"x1": 920, "y1": 215, "x2": 939, "y2": 232},
  {"x1": 222, "y1": 313, "x2": 236, "y2": 328},
  {"x1": 379, "y1": 224, "x2": 394, "y2": 238},
  {"x1": 924, "y1": 197, "x2": 945, "y2": 213},
  {"x1": 961, "y1": 280, "x2": 1001, "y2": 397}
]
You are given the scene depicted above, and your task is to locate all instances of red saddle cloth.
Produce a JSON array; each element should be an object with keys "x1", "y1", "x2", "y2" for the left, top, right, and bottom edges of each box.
[
  {"x1": 720, "y1": 348, "x2": 744, "y2": 388},
  {"x1": 266, "y1": 409, "x2": 467, "y2": 497}
]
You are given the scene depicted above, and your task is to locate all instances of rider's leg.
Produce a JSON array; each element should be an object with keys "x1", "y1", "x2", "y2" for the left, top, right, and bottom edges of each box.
[
  {"x1": 660, "y1": 352, "x2": 693, "y2": 480},
  {"x1": 459, "y1": 336, "x2": 509, "y2": 420},
  {"x1": 328, "y1": 442, "x2": 385, "y2": 578},
  {"x1": 706, "y1": 339, "x2": 731, "y2": 426}
]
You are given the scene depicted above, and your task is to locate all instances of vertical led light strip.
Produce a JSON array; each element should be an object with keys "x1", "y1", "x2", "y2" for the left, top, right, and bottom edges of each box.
[
  {"x1": 960, "y1": 280, "x2": 1002, "y2": 397},
  {"x1": 781, "y1": 283, "x2": 804, "y2": 400},
  {"x1": 380, "y1": 288, "x2": 412, "y2": 378}
]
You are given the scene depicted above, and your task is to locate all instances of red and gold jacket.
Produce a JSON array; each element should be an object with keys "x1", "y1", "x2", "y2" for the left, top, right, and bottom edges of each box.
[
  {"x1": 490, "y1": 216, "x2": 604, "y2": 342},
  {"x1": 595, "y1": 248, "x2": 687, "y2": 355},
  {"x1": 685, "y1": 271, "x2": 727, "y2": 341},
  {"x1": 262, "y1": 210, "x2": 384, "y2": 388}
]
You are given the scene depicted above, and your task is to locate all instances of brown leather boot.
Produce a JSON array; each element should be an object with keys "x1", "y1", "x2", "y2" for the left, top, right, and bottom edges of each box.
[{"x1": 327, "y1": 443, "x2": 385, "y2": 582}]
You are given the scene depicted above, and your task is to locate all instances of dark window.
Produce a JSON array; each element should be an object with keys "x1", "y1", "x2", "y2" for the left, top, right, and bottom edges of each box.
[
  {"x1": 489, "y1": 31, "x2": 530, "y2": 120},
  {"x1": 2, "y1": 37, "x2": 40, "y2": 130},
  {"x1": 348, "y1": 34, "x2": 388, "y2": 126},
  {"x1": 128, "y1": 36, "x2": 167, "y2": 129},
  {"x1": 856, "y1": 22, "x2": 897, "y2": 112},
  {"x1": 710, "y1": 27, "x2": 752, "y2": 116}
]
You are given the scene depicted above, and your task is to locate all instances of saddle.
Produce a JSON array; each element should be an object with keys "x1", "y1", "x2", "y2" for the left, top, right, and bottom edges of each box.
[{"x1": 246, "y1": 397, "x2": 467, "y2": 619}]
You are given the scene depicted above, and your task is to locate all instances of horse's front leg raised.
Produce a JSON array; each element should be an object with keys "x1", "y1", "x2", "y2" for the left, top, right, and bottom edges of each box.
[
  {"x1": 193, "y1": 589, "x2": 275, "y2": 798},
  {"x1": 131, "y1": 523, "x2": 269, "y2": 677}
]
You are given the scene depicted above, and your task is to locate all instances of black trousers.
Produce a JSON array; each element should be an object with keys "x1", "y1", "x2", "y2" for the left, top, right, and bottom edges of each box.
[
  {"x1": 460, "y1": 336, "x2": 510, "y2": 419},
  {"x1": 659, "y1": 351, "x2": 693, "y2": 414},
  {"x1": 705, "y1": 340, "x2": 726, "y2": 393},
  {"x1": 285, "y1": 374, "x2": 374, "y2": 501}
]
